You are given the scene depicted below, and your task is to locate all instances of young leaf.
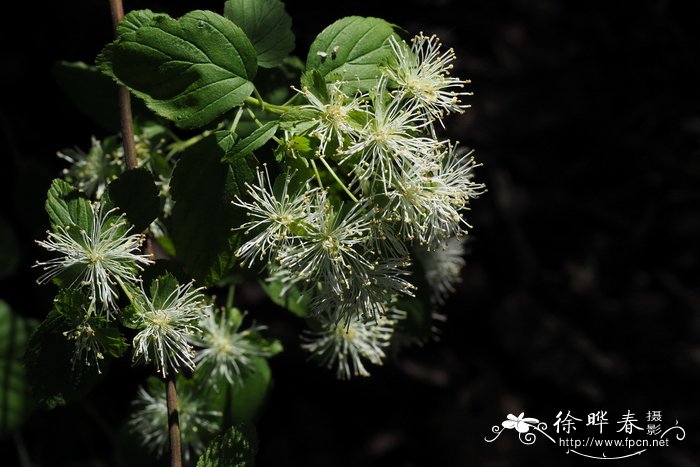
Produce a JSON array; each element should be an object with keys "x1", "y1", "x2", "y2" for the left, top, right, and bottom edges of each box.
[
  {"x1": 0, "y1": 301, "x2": 37, "y2": 435},
  {"x1": 45, "y1": 179, "x2": 92, "y2": 230},
  {"x1": 221, "y1": 122, "x2": 278, "y2": 162},
  {"x1": 170, "y1": 135, "x2": 256, "y2": 284},
  {"x1": 223, "y1": 0, "x2": 295, "y2": 68},
  {"x1": 108, "y1": 168, "x2": 160, "y2": 232},
  {"x1": 97, "y1": 10, "x2": 258, "y2": 129},
  {"x1": 306, "y1": 16, "x2": 396, "y2": 92},
  {"x1": 197, "y1": 424, "x2": 258, "y2": 467}
]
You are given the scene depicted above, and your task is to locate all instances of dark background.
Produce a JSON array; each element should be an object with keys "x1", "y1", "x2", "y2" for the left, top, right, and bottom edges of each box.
[{"x1": 1, "y1": 0, "x2": 700, "y2": 466}]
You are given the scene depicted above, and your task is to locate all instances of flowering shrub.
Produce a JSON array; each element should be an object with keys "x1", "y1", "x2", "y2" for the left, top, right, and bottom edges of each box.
[{"x1": 25, "y1": 0, "x2": 483, "y2": 463}]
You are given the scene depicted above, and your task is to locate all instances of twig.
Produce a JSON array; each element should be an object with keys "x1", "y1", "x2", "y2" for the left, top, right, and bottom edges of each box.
[
  {"x1": 107, "y1": 1, "x2": 181, "y2": 466},
  {"x1": 166, "y1": 374, "x2": 183, "y2": 467},
  {"x1": 108, "y1": 0, "x2": 138, "y2": 170}
]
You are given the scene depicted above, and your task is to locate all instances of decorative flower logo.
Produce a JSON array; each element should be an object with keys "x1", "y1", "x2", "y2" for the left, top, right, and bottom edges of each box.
[{"x1": 502, "y1": 413, "x2": 540, "y2": 433}]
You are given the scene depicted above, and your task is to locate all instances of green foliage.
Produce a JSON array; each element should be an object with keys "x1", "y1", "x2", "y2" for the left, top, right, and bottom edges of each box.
[
  {"x1": 222, "y1": 122, "x2": 278, "y2": 162},
  {"x1": 118, "y1": 9, "x2": 162, "y2": 34},
  {"x1": 170, "y1": 135, "x2": 256, "y2": 284},
  {"x1": 224, "y1": 0, "x2": 294, "y2": 68},
  {"x1": 45, "y1": 179, "x2": 92, "y2": 230},
  {"x1": 108, "y1": 168, "x2": 160, "y2": 231},
  {"x1": 306, "y1": 16, "x2": 396, "y2": 91},
  {"x1": 97, "y1": 10, "x2": 258, "y2": 129},
  {"x1": 197, "y1": 424, "x2": 258, "y2": 467},
  {"x1": 0, "y1": 301, "x2": 37, "y2": 436}
]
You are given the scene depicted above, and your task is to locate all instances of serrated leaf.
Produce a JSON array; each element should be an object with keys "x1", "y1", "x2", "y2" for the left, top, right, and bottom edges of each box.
[
  {"x1": 299, "y1": 69, "x2": 329, "y2": 103},
  {"x1": 148, "y1": 273, "x2": 179, "y2": 310},
  {"x1": 224, "y1": 0, "x2": 294, "y2": 69},
  {"x1": 306, "y1": 16, "x2": 396, "y2": 92},
  {"x1": 45, "y1": 179, "x2": 92, "y2": 230},
  {"x1": 118, "y1": 9, "x2": 161, "y2": 34},
  {"x1": 0, "y1": 301, "x2": 37, "y2": 435},
  {"x1": 222, "y1": 122, "x2": 278, "y2": 162},
  {"x1": 97, "y1": 10, "x2": 258, "y2": 129},
  {"x1": 108, "y1": 168, "x2": 160, "y2": 231},
  {"x1": 279, "y1": 108, "x2": 318, "y2": 133},
  {"x1": 260, "y1": 280, "x2": 310, "y2": 317},
  {"x1": 24, "y1": 310, "x2": 104, "y2": 409},
  {"x1": 197, "y1": 424, "x2": 258, "y2": 467},
  {"x1": 170, "y1": 135, "x2": 256, "y2": 284}
]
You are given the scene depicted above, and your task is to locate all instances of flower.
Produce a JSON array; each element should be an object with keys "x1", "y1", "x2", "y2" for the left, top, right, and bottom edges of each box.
[
  {"x1": 301, "y1": 310, "x2": 402, "y2": 379},
  {"x1": 232, "y1": 167, "x2": 320, "y2": 267},
  {"x1": 274, "y1": 193, "x2": 374, "y2": 295},
  {"x1": 502, "y1": 413, "x2": 540, "y2": 433},
  {"x1": 295, "y1": 80, "x2": 365, "y2": 156},
  {"x1": 415, "y1": 236, "x2": 467, "y2": 304},
  {"x1": 190, "y1": 307, "x2": 278, "y2": 386},
  {"x1": 341, "y1": 77, "x2": 440, "y2": 189},
  {"x1": 383, "y1": 144, "x2": 484, "y2": 245},
  {"x1": 128, "y1": 378, "x2": 221, "y2": 460},
  {"x1": 58, "y1": 137, "x2": 121, "y2": 199},
  {"x1": 35, "y1": 202, "x2": 152, "y2": 316},
  {"x1": 63, "y1": 320, "x2": 106, "y2": 372},
  {"x1": 131, "y1": 275, "x2": 209, "y2": 377},
  {"x1": 384, "y1": 34, "x2": 471, "y2": 124}
]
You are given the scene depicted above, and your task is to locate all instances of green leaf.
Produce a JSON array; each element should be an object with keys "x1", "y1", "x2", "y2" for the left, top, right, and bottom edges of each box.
[
  {"x1": 230, "y1": 357, "x2": 272, "y2": 423},
  {"x1": 306, "y1": 16, "x2": 396, "y2": 92},
  {"x1": 97, "y1": 10, "x2": 258, "y2": 129},
  {"x1": 278, "y1": 108, "x2": 317, "y2": 133},
  {"x1": 0, "y1": 301, "x2": 37, "y2": 435},
  {"x1": 45, "y1": 179, "x2": 92, "y2": 230},
  {"x1": 24, "y1": 310, "x2": 103, "y2": 410},
  {"x1": 197, "y1": 424, "x2": 258, "y2": 467},
  {"x1": 299, "y1": 69, "x2": 329, "y2": 103},
  {"x1": 260, "y1": 280, "x2": 310, "y2": 318},
  {"x1": 108, "y1": 168, "x2": 160, "y2": 231},
  {"x1": 170, "y1": 135, "x2": 256, "y2": 284},
  {"x1": 0, "y1": 217, "x2": 20, "y2": 280},
  {"x1": 224, "y1": 0, "x2": 294, "y2": 68},
  {"x1": 148, "y1": 273, "x2": 180, "y2": 310},
  {"x1": 221, "y1": 122, "x2": 278, "y2": 162},
  {"x1": 118, "y1": 9, "x2": 161, "y2": 35}
]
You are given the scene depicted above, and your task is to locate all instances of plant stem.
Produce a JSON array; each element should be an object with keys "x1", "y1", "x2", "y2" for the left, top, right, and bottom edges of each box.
[
  {"x1": 244, "y1": 96, "x2": 291, "y2": 115},
  {"x1": 309, "y1": 159, "x2": 324, "y2": 188},
  {"x1": 108, "y1": 0, "x2": 138, "y2": 170},
  {"x1": 165, "y1": 374, "x2": 183, "y2": 467},
  {"x1": 318, "y1": 157, "x2": 359, "y2": 202},
  {"x1": 226, "y1": 284, "x2": 236, "y2": 312}
]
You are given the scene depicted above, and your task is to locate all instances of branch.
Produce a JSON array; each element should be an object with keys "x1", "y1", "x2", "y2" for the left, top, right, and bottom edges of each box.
[
  {"x1": 165, "y1": 374, "x2": 183, "y2": 467},
  {"x1": 108, "y1": 0, "x2": 138, "y2": 170}
]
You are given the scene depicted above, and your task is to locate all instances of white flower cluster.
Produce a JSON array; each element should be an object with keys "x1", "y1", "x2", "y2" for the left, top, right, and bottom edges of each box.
[
  {"x1": 128, "y1": 381, "x2": 221, "y2": 460},
  {"x1": 189, "y1": 307, "x2": 276, "y2": 386},
  {"x1": 35, "y1": 202, "x2": 152, "y2": 316},
  {"x1": 235, "y1": 34, "x2": 483, "y2": 378}
]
